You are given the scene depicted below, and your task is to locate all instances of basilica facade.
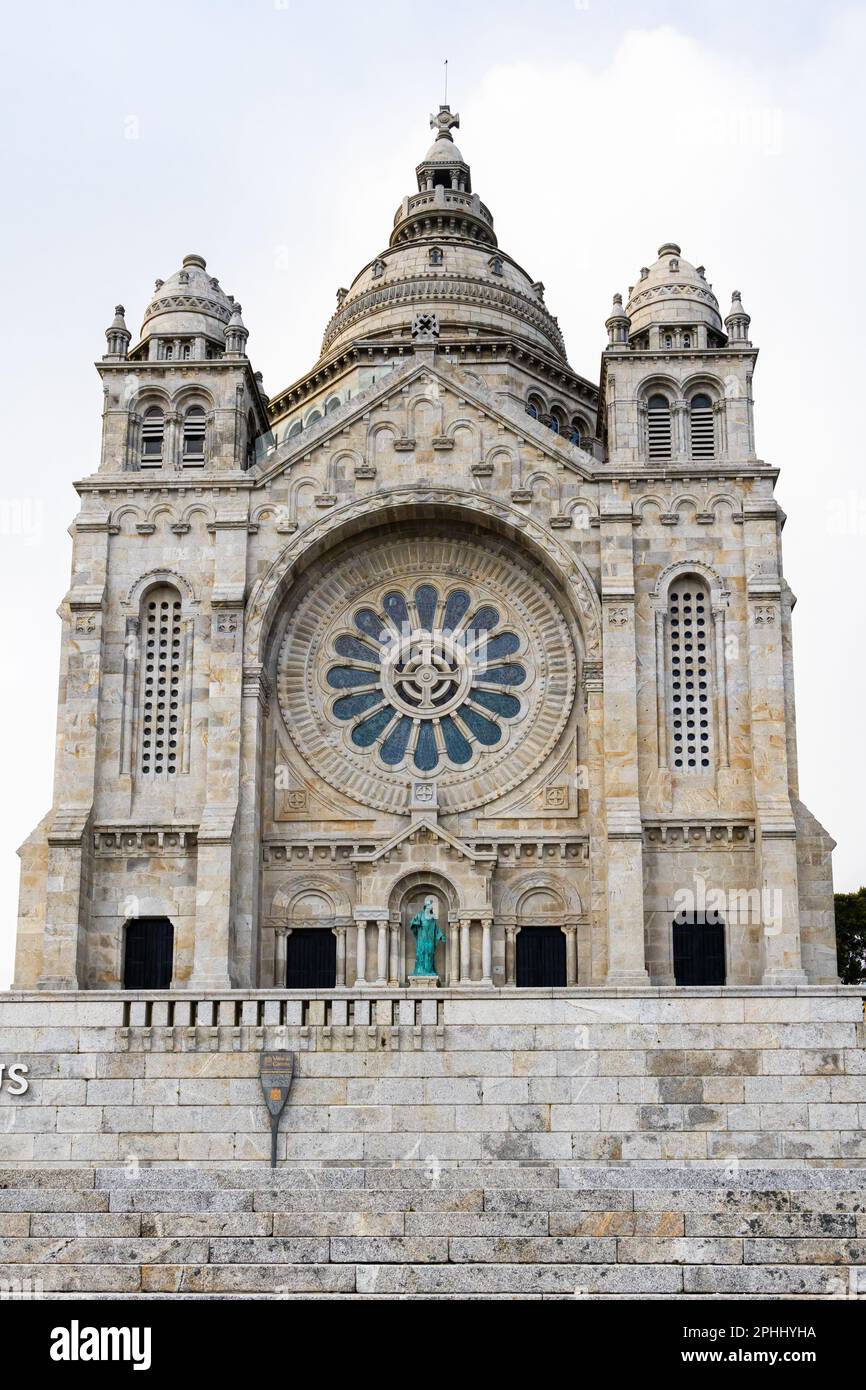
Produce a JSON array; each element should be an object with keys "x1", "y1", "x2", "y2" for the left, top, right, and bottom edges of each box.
[{"x1": 15, "y1": 107, "x2": 837, "y2": 995}]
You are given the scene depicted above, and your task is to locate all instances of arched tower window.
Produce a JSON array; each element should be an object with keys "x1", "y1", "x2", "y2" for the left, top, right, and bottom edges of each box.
[
  {"x1": 140, "y1": 407, "x2": 164, "y2": 467},
  {"x1": 667, "y1": 578, "x2": 714, "y2": 774},
  {"x1": 646, "y1": 394, "x2": 672, "y2": 460},
  {"x1": 138, "y1": 585, "x2": 184, "y2": 778},
  {"x1": 181, "y1": 405, "x2": 206, "y2": 464},
  {"x1": 526, "y1": 393, "x2": 544, "y2": 421},
  {"x1": 689, "y1": 393, "x2": 715, "y2": 459}
]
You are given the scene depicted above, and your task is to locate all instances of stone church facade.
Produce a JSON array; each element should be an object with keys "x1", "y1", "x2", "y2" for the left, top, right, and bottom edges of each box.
[{"x1": 15, "y1": 106, "x2": 837, "y2": 997}]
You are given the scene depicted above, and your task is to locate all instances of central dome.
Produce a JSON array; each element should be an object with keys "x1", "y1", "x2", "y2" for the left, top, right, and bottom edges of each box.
[{"x1": 319, "y1": 107, "x2": 568, "y2": 363}]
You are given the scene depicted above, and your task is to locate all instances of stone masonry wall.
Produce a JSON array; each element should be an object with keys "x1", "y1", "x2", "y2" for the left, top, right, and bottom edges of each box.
[{"x1": 0, "y1": 989, "x2": 863, "y2": 1168}]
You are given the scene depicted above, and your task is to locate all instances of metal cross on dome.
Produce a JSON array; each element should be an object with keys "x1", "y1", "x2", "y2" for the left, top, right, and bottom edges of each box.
[{"x1": 430, "y1": 105, "x2": 460, "y2": 139}]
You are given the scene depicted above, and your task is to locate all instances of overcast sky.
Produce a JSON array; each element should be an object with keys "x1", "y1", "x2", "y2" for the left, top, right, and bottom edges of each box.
[{"x1": 1, "y1": 0, "x2": 863, "y2": 987}]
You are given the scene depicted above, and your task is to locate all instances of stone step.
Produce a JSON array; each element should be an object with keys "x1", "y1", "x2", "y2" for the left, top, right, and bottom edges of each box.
[{"x1": 2, "y1": 1258, "x2": 857, "y2": 1296}]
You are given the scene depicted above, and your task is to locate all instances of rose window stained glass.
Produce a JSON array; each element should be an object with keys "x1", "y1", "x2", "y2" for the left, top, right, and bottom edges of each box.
[
  {"x1": 276, "y1": 535, "x2": 576, "y2": 815},
  {"x1": 325, "y1": 584, "x2": 527, "y2": 772}
]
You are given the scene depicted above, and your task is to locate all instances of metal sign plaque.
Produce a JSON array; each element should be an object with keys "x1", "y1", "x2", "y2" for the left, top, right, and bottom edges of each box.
[{"x1": 259, "y1": 1050, "x2": 295, "y2": 1168}]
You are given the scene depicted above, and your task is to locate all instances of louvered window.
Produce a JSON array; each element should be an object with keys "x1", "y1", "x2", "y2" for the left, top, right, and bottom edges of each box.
[
  {"x1": 139, "y1": 587, "x2": 183, "y2": 778},
  {"x1": 668, "y1": 579, "x2": 713, "y2": 773},
  {"x1": 182, "y1": 405, "x2": 206, "y2": 463},
  {"x1": 140, "y1": 407, "x2": 164, "y2": 466},
  {"x1": 647, "y1": 394, "x2": 672, "y2": 460},
  {"x1": 689, "y1": 393, "x2": 715, "y2": 458}
]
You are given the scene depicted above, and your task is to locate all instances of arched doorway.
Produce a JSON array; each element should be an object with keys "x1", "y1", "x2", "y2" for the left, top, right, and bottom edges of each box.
[
  {"x1": 285, "y1": 929, "x2": 336, "y2": 989},
  {"x1": 672, "y1": 912, "x2": 726, "y2": 985},
  {"x1": 516, "y1": 926, "x2": 566, "y2": 987},
  {"x1": 123, "y1": 917, "x2": 174, "y2": 988}
]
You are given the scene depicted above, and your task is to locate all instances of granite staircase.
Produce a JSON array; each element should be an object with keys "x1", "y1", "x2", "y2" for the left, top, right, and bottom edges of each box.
[{"x1": 1, "y1": 1166, "x2": 865, "y2": 1299}]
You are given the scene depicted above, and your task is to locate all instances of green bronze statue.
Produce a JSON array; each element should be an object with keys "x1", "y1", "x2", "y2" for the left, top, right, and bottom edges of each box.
[{"x1": 409, "y1": 895, "x2": 446, "y2": 978}]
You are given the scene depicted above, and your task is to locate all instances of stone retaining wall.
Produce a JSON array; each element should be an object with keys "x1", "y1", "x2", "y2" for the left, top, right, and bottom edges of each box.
[{"x1": 0, "y1": 988, "x2": 863, "y2": 1167}]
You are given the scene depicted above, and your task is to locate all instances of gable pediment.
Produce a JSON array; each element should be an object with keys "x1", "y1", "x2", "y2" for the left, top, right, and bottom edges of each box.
[
  {"x1": 351, "y1": 817, "x2": 496, "y2": 865},
  {"x1": 254, "y1": 356, "x2": 597, "y2": 492}
]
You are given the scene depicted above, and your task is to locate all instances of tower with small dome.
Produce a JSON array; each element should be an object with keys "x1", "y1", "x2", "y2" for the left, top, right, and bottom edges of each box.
[{"x1": 14, "y1": 105, "x2": 836, "y2": 1001}]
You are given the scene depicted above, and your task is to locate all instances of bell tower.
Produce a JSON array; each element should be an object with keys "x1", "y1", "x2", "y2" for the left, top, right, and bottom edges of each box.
[
  {"x1": 600, "y1": 243, "x2": 756, "y2": 468},
  {"x1": 97, "y1": 253, "x2": 269, "y2": 477}
]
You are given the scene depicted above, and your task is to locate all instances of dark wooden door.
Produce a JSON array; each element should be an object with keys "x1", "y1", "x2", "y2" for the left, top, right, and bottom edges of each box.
[
  {"x1": 123, "y1": 918, "x2": 174, "y2": 988},
  {"x1": 672, "y1": 914, "x2": 726, "y2": 986},
  {"x1": 285, "y1": 929, "x2": 336, "y2": 989},
  {"x1": 516, "y1": 926, "x2": 566, "y2": 987}
]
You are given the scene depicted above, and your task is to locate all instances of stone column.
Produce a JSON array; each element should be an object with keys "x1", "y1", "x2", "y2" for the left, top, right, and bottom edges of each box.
[
  {"x1": 480, "y1": 917, "x2": 493, "y2": 986},
  {"x1": 712, "y1": 603, "x2": 730, "y2": 768},
  {"x1": 672, "y1": 400, "x2": 688, "y2": 461},
  {"x1": 504, "y1": 925, "x2": 517, "y2": 986},
  {"x1": 744, "y1": 503, "x2": 807, "y2": 984},
  {"x1": 563, "y1": 925, "x2": 578, "y2": 985},
  {"x1": 388, "y1": 919, "x2": 400, "y2": 986},
  {"x1": 273, "y1": 926, "x2": 289, "y2": 988},
  {"x1": 375, "y1": 921, "x2": 388, "y2": 986},
  {"x1": 459, "y1": 916, "x2": 472, "y2": 984},
  {"x1": 119, "y1": 616, "x2": 139, "y2": 777},
  {"x1": 448, "y1": 919, "x2": 460, "y2": 986},
  {"x1": 234, "y1": 664, "x2": 270, "y2": 987},
  {"x1": 599, "y1": 502, "x2": 649, "y2": 985},
  {"x1": 653, "y1": 607, "x2": 668, "y2": 769},
  {"x1": 334, "y1": 926, "x2": 347, "y2": 988},
  {"x1": 354, "y1": 919, "x2": 367, "y2": 987}
]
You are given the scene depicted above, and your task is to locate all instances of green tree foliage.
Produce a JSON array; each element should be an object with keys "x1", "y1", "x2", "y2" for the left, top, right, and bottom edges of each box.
[{"x1": 834, "y1": 888, "x2": 866, "y2": 984}]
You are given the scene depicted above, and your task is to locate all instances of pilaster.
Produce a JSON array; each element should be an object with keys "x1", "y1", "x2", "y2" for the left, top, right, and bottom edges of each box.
[
  {"x1": 38, "y1": 512, "x2": 110, "y2": 988},
  {"x1": 189, "y1": 503, "x2": 249, "y2": 990},
  {"x1": 743, "y1": 502, "x2": 806, "y2": 985},
  {"x1": 599, "y1": 500, "x2": 648, "y2": 985}
]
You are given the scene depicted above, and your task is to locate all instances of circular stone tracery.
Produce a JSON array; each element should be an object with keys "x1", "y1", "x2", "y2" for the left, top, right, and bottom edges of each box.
[
  {"x1": 276, "y1": 535, "x2": 577, "y2": 815},
  {"x1": 327, "y1": 586, "x2": 526, "y2": 771}
]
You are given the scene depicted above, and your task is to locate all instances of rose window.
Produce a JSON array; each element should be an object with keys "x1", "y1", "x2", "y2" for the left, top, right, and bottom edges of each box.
[
  {"x1": 277, "y1": 534, "x2": 576, "y2": 815},
  {"x1": 325, "y1": 584, "x2": 526, "y2": 772}
]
